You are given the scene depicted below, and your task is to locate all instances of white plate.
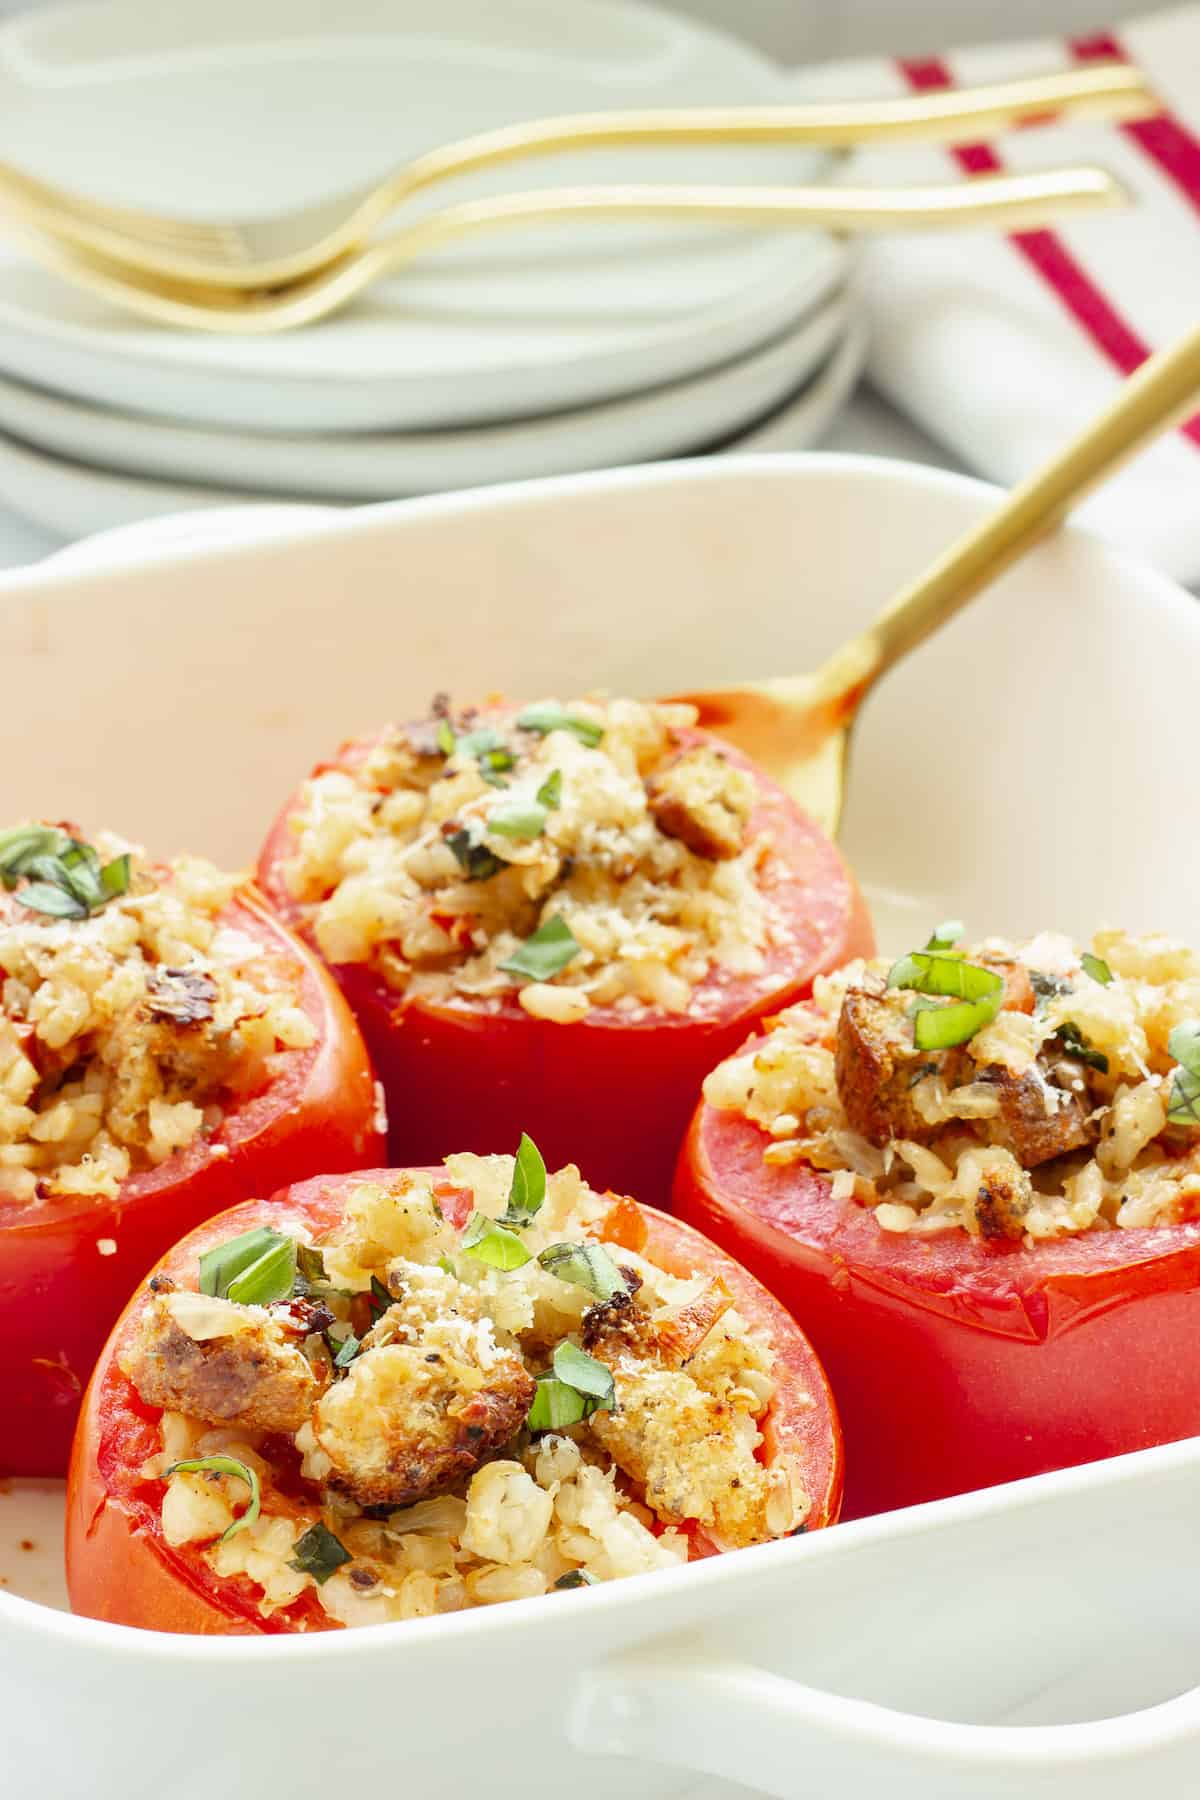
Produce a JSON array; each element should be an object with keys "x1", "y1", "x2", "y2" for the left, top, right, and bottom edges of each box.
[
  {"x1": 0, "y1": 0, "x2": 844, "y2": 431},
  {"x1": 0, "y1": 319, "x2": 867, "y2": 538},
  {"x1": 0, "y1": 294, "x2": 848, "y2": 499},
  {"x1": 1, "y1": 459, "x2": 1198, "y2": 1800}
]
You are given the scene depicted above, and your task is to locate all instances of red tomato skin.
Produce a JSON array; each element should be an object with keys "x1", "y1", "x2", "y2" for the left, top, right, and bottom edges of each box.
[
  {"x1": 67, "y1": 1168, "x2": 842, "y2": 1636},
  {"x1": 675, "y1": 1093, "x2": 1200, "y2": 1518},
  {"x1": 0, "y1": 890, "x2": 384, "y2": 1478},
  {"x1": 257, "y1": 729, "x2": 874, "y2": 1203}
]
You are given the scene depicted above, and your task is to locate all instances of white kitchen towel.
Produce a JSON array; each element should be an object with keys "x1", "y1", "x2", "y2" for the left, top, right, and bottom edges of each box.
[{"x1": 789, "y1": 6, "x2": 1200, "y2": 583}]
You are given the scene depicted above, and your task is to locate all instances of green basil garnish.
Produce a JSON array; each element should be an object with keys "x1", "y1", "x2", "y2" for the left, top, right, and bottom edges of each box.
[
  {"x1": 436, "y1": 720, "x2": 457, "y2": 757},
  {"x1": 538, "y1": 1241, "x2": 628, "y2": 1301},
  {"x1": 0, "y1": 825, "x2": 132, "y2": 921},
  {"x1": 501, "y1": 1133, "x2": 546, "y2": 1228},
  {"x1": 331, "y1": 1328, "x2": 362, "y2": 1369},
  {"x1": 489, "y1": 800, "x2": 547, "y2": 841},
  {"x1": 287, "y1": 1521, "x2": 353, "y2": 1586},
  {"x1": 368, "y1": 1275, "x2": 394, "y2": 1321},
  {"x1": 888, "y1": 941, "x2": 1004, "y2": 1052},
  {"x1": 528, "y1": 1340, "x2": 615, "y2": 1432},
  {"x1": 554, "y1": 1568, "x2": 598, "y2": 1590},
  {"x1": 162, "y1": 1456, "x2": 261, "y2": 1543},
  {"x1": 1167, "y1": 1022, "x2": 1200, "y2": 1127},
  {"x1": 1054, "y1": 1022, "x2": 1109, "y2": 1073},
  {"x1": 515, "y1": 704, "x2": 604, "y2": 748},
  {"x1": 500, "y1": 916, "x2": 581, "y2": 983},
  {"x1": 536, "y1": 769, "x2": 562, "y2": 809},
  {"x1": 198, "y1": 1226, "x2": 292, "y2": 1301},
  {"x1": 1081, "y1": 952, "x2": 1113, "y2": 986},
  {"x1": 461, "y1": 1211, "x2": 532, "y2": 1271},
  {"x1": 446, "y1": 827, "x2": 504, "y2": 881},
  {"x1": 224, "y1": 1236, "x2": 298, "y2": 1308}
]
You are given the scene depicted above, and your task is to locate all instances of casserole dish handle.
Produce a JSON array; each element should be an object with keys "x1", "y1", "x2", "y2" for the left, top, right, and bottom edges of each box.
[{"x1": 569, "y1": 1650, "x2": 1200, "y2": 1800}]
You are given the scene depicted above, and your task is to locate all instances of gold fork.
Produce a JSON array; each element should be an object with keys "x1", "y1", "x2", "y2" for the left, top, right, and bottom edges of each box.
[
  {"x1": 0, "y1": 62, "x2": 1156, "y2": 291},
  {"x1": 14, "y1": 166, "x2": 1128, "y2": 334},
  {"x1": 676, "y1": 318, "x2": 1200, "y2": 837}
]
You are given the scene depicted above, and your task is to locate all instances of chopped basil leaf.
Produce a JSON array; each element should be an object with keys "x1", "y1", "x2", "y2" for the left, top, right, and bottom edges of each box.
[
  {"x1": 287, "y1": 1521, "x2": 353, "y2": 1586},
  {"x1": 225, "y1": 1236, "x2": 298, "y2": 1307},
  {"x1": 162, "y1": 1456, "x2": 261, "y2": 1543},
  {"x1": 1170, "y1": 1023, "x2": 1200, "y2": 1079},
  {"x1": 527, "y1": 1378, "x2": 591, "y2": 1430},
  {"x1": 553, "y1": 1339, "x2": 615, "y2": 1404},
  {"x1": 15, "y1": 880, "x2": 89, "y2": 919},
  {"x1": 889, "y1": 951, "x2": 1002, "y2": 1004},
  {"x1": 536, "y1": 769, "x2": 562, "y2": 810},
  {"x1": 436, "y1": 720, "x2": 456, "y2": 757},
  {"x1": 0, "y1": 825, "x2": 132, "y2": 920},
  {"x1": 501, "y1": 1132, "x2": 546, "y2": 1227},
  {"x1": 369, "y1": 1275, "x2": 394, "y2": 1321},
  {"x1": 1030, "y1": 971, "x2": 1072, "y2": 1002},
  {"x1": 555, "y1": 1568, "x2": 598, "y2": 1589},
  {"x1": 538, "y1": 1241, "x2": 628, "y2": 1301},
  {"x1": 199, "y1": 1226, "x2": 292, "y2": 1300},
  {"x1": 913, "y1": 995, "x2": 1003, "y2": 1052},
  {"x1": 1167, "y1": 1022, "x2": 1200, "y2": 1127},
  {"x1": 1081, "y1": 952, "x2": 1113, "y2": 986},
  {"x1": 98, "y1": 853, "x2": 132, "y2": 900},
  {"x1": 0, "y1": 824, "x2": 68, "y2": 884},
  {"x1": 888, "y1": 944, "x2": 1004, "y2": 1053},
  {"x1": 332, "y1": 1331, "x2": 362, "y2": 1369},
  {"x1": 515, "y1": 703, "x2": 604, "y2": 748},
  {"x1": 489, "y1": 800, "x2": 547, "y2": 841},
  {"x1": 446, "y1": 827, "x2": 504, "y2": 881},
  {"x1": 294, "y1": 1243, "x2": 328, "y2": 1294},
  {"x1": 528, "y1": 1341, "x2": 615, "y2": 1431},
  {"x1": 461, "y1": 1210, "x2": 532, "y2": 1270},
  {"x1": 500, "y1": 916, "x2": 581, "y2": 983},
  {"x1": 1054, "y1": 1022, "x2": 1109, "y2": 1073},
  {"x1": 456, "y1": 728, "x2": 505, "y2": 759},
  {"x1": 437, "y1": 1254, "x2": 457, "y2": 1278}
]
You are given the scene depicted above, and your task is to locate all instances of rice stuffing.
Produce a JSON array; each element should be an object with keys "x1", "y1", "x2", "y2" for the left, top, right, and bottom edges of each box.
[
  {"x1": 702, "y1": 928, "x2": 1200, "y2": 1241},
  {"x1": 0, "y1": 823, "x2": 315, "y2": 1206},
  {"x1": 123, "y1": 1150, "x2": 811, "y2": 1626},
  {"x1": 281, "y1": 696, "x2": 775, "y2": 1019}
]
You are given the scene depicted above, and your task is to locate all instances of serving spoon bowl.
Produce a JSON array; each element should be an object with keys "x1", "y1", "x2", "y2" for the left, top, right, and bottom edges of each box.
[{"x1": 678, "y1": 319, "x2": 1200, "y2": 837}]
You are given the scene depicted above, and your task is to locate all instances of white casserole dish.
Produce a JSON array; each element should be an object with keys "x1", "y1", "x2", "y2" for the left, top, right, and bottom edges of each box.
[{"x1": 0, "y1": 458, "x2": 1198, "y2": 1798}]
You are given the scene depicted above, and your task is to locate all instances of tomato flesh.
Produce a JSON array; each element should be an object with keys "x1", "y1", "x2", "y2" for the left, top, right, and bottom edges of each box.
[
  {"x1": 0, "y1": 890, "x2": 383, "y2": 1477},
  {"x1": 675, "y1": 1091, "x2": 1200, "y2": 1517},
  {"x1": 67, "y1": 1167, "x2": 843, "y2": 1635},
  {"x1": 257, "y1": 728, "x2": 874, "y2": 1202}
]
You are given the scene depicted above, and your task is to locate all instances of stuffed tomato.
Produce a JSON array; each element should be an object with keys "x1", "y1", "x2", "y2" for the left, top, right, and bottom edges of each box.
[
  {"x1": 675, "y1": 925, "x2": 1200, "y2": 1517},
  {"x1": 257, "y1": 695, "x2": 872, "y2": 1200},
  {"x1": 0, "y1": 823, "x2": 383, "y2": 1476},
  {"x1": 67, "y1": 1141, "x2": 842, "y2": 1634}
]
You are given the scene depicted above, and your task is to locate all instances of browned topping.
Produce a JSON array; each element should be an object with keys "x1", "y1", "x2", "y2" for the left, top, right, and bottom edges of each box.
[
  {"x1": 313, "y1": 1339, "x2": 536, "y2": 1508},
  {"x1": 835, "y1": 988, "x2": 943, "y2": 1146},
  {"x1": 979, "y1": 1066, "x2": 1094, "y2": 1168},
  {"x1": 646, "y1": 746, "x2": 754, "y2": 861},
  {"x1": 120, "y1": 1295, "x2": 319, "y2": 1434},
  {"x1": 145, "y1": 968, "x2": 219, "y2": 1027},
  {"x1": 974, "y1": 1169, "x2": 1033, "y2": 1241}
]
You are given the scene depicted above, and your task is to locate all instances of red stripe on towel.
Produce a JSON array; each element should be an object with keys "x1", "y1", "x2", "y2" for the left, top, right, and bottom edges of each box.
[
  {"x1": 896, "y1": 55, "x2": 1200, "y2": 449},
  {"x1": 1071, "y1": 33, "x2": 1200, "y2": 218}
]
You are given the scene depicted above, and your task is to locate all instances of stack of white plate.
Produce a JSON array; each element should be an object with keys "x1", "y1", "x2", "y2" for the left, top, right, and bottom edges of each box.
[{"x1": 0, "y1": 0, "x2": 867, "y2": 538}]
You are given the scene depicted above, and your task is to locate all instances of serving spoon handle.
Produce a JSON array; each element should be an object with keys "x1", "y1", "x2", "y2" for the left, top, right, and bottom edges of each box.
[{"x1": 682, "y1": 318, "x2": 1200, "y2": 835}]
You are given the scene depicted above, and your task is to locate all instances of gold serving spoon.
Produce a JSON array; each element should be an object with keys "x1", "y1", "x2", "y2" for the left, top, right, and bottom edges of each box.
[{"x1": 677, "y1": 319, "x2": 1200, "y2": 837}]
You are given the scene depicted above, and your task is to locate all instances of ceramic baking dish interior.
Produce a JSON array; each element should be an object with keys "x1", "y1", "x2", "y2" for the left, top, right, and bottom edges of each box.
[{"x1": 0, "y1": 457, "x2": 1197, "y2": 1800}]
